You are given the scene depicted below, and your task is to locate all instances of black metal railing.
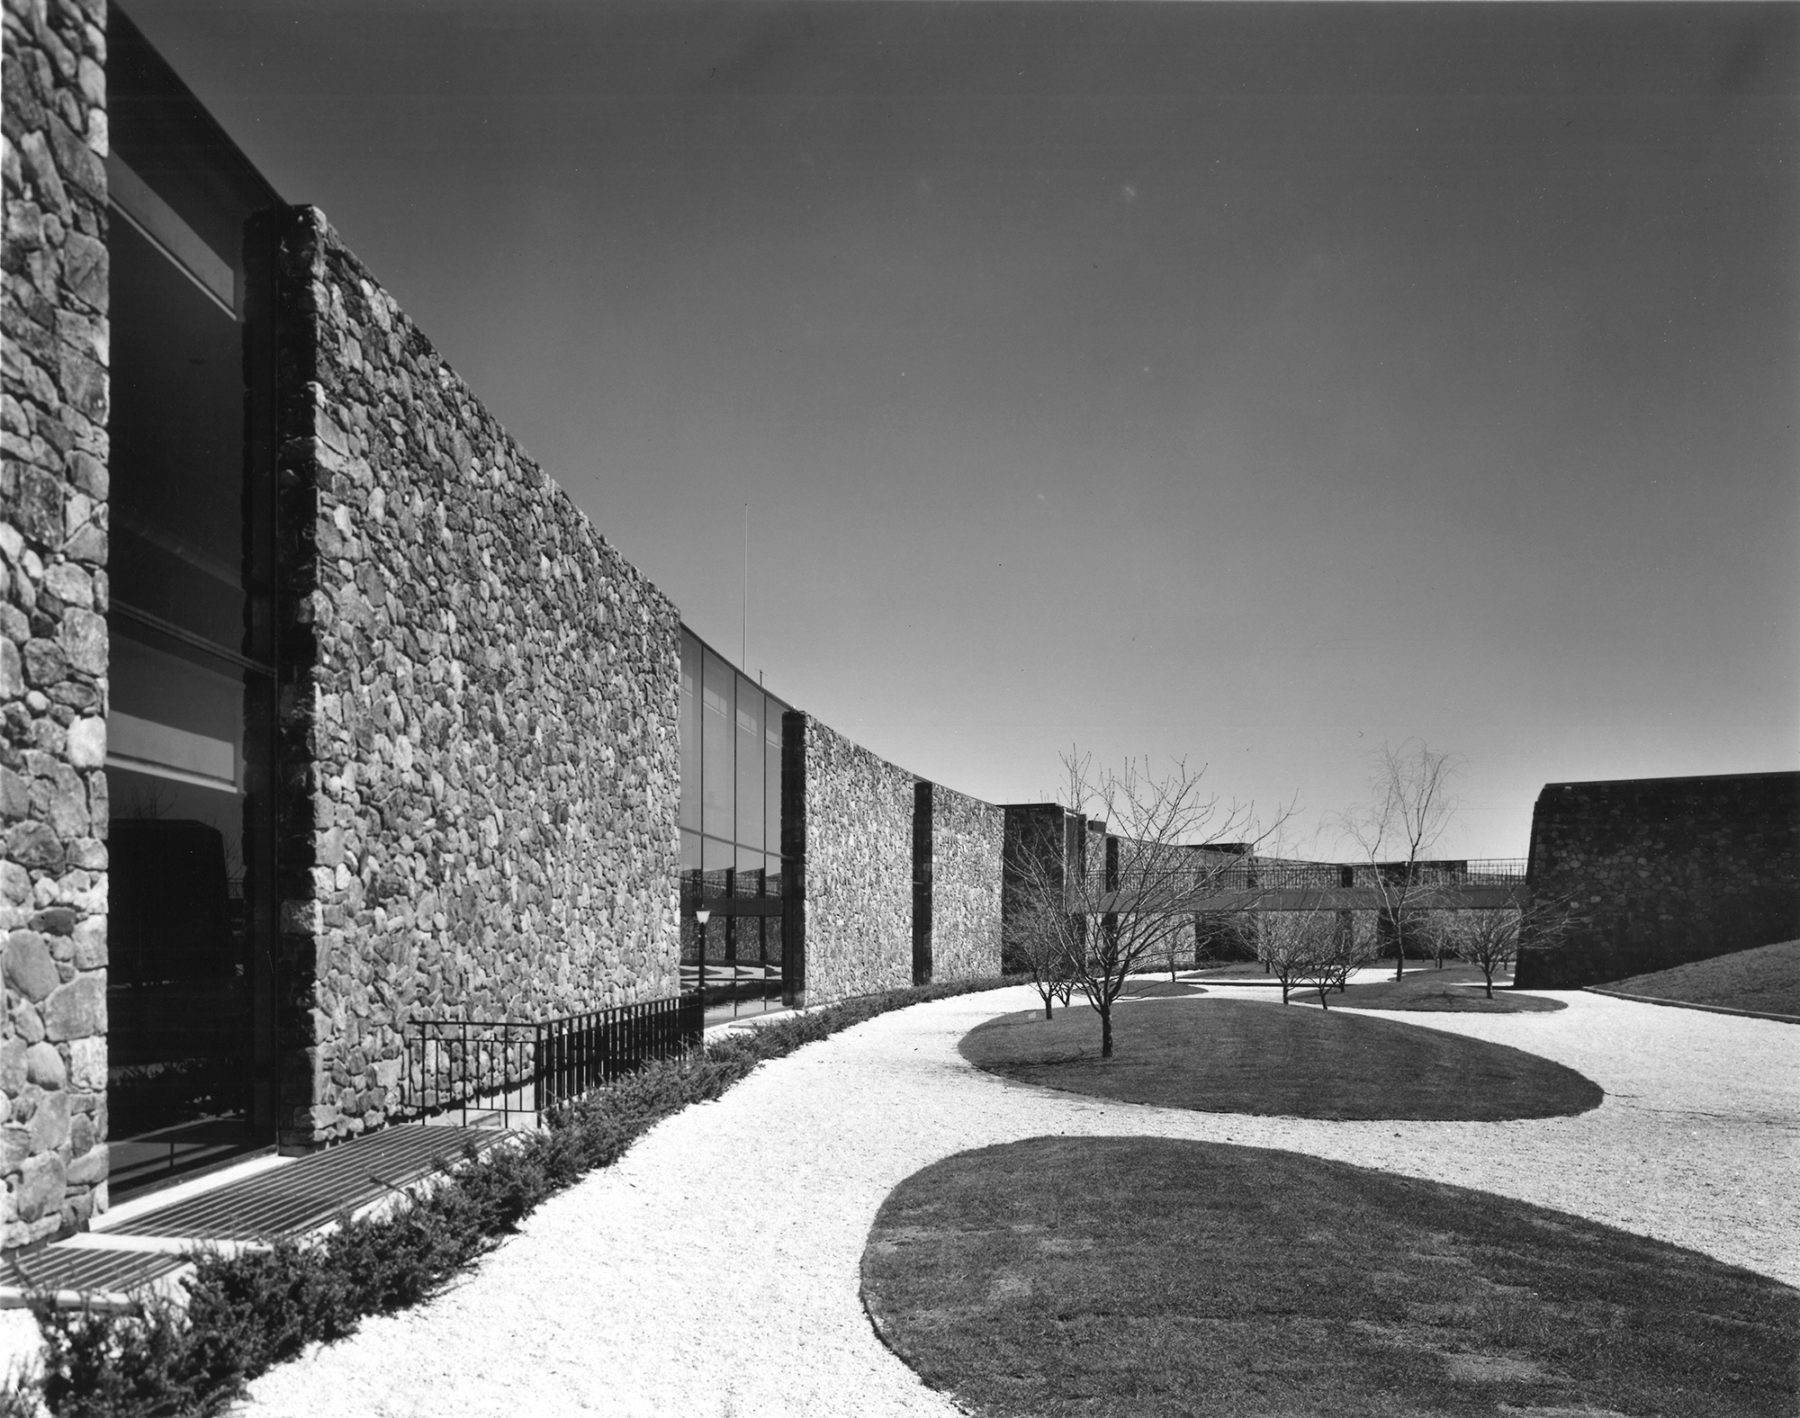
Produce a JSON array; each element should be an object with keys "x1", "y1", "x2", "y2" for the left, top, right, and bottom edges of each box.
[
  {"x1": 1201, "y1": 858, "x2": 1528, "y2": 894},
  {"x1": 403, "y1": 993, "x2": 704, "y2": 1127}
]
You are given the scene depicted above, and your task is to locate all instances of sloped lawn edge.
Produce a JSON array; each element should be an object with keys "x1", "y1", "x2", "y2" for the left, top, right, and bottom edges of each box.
[{"x1": 3, "y1": 978, "x2": 1013, "y2": 1418}]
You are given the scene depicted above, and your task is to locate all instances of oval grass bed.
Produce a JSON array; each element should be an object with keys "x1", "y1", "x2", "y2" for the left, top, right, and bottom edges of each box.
[
  {"x1": 862, "y1": 1137, "x2": 1799, "y2": 1418},
  {"x1": 960, "y1": 999, "x2": 1601, "y2": 1120},
  {"x1": 1323, "y1": 965, "x2": 1565, "y2": 1014}
]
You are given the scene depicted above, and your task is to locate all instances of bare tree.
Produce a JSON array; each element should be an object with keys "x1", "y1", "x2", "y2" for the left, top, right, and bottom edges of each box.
[
  {"x1": 1336, "y1": 741, "x2": 1460, "y2": 982},
  {"x1": 1252, "y1": 910, "x2": 1335, "y2": 1004},
  {"x1": 1251, "y1": 909, "x2": 1372, "y2": 1007},
  {"x1": 1442, "y1": 897, "x2": 1581, "y2": 998},
  {"x1": 1301, "y1": 911, "x2": 1378, "y2": 1008},
  {"x1": 1009, "y1": 751, "x2": 1272, "y2": 1058},
  {"x1": 1003, "y1": 891, "x2": 1079, "y2": 1020}
]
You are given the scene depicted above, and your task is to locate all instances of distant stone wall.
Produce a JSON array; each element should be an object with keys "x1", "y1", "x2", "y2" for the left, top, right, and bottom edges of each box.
[
  {"x1": 1517, "y1": 772, "x2": 1800, "y2": 989},
  {"x1": 271, "y1": 207, "x2": 681, "y2": 1144},
  {"x1": 0, "y1": 0, "x2": 110, "y2": 1248},
  {"x1": 784, "y1": 713, "x2": 913, "y2": 1004},
  {"x1": 927, "y1": 782, "x2": 1002, "y2": 982}
]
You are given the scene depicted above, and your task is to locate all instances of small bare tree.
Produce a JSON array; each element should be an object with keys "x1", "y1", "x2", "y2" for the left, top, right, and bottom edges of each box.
[
  {"x1": 1442, "y1": 896, "x2": 1581, "y2": 998},
  {"x1": 1003, "y1": 891, "x2": 1079, "y2": 1020},
  {"x1": 1336, "y1": 740, "x2": 1460, "y2": 982},
  {"x1": 1253, "y1": 909, "x2": 1370, "y2": 1007},
  {"x1": 1009, "y1": 751, "x2": 1273, "y2": 1058},
  {"x1": 1301, "y1": 912, "x2": 1378, "y2": 1008},
  {"x1": 1253, "y1": 910, "x2": 1334, "y2": 1004}
]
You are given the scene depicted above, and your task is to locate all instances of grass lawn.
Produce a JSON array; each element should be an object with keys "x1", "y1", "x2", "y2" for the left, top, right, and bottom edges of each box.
[
  {"x1": 1313, "y1": 964, "x2": 1565, "y2": 1015},
  {"x1": 862, "y1": 1136, "x2": 1799, "y2": 1418},
  {"x1": 1120, "y1": 978, "x2": 1209, "y2": 999},
  {"x1": 960, "y1": 1000, "x2": 1601, "y2": 1120},
  {"x1": 1607, "y1": 939, "x2": 1800, "y2": 1018}
]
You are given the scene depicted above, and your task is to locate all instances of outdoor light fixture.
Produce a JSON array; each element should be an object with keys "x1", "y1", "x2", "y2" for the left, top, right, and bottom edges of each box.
[{"x1": 696, "y1": 908, "x2": 711, "y2": 926}]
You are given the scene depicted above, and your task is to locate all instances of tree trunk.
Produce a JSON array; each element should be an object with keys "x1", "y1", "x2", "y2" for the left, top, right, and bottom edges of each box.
[
  {"x1": 1044, "y1": 997, "x2": 1054, "y2": 1020},
  {"x1": 1100, "y1": 1006, "x2": 1114, "y2": 1059}
]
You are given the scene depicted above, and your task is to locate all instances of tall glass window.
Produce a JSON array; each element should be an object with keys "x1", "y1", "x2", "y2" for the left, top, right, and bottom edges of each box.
[
  {"x1": 105, "y1": 164, "x2": 276, "y2": 1191},
  {"x1": 735, "y1": 683, "x2": 764, "y2": 850},
  {"x1": 677, "y1": 626, "x2": 791, "y2": 1018},
  {"x1": 701, "y1": 648, "x2": 733, "y2": 841},
  {"x1": 678, "y1": 636, "x2": 701, "y2": 833}
]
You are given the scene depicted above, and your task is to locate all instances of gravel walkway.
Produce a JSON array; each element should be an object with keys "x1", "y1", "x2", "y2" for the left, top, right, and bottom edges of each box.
[{"x1": 241, "y1": 986, "x2": 1799, "y2": 1417}]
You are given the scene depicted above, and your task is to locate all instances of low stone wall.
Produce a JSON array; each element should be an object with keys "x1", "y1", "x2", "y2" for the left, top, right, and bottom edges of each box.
[
  {"x1": 1, "y1": 0, "x2": 111, "y2": 1248},
  {"x1": 926, "y1": 782, "x2": 1002, "y2": 982},
  {"x1": 271, "y1": 207, "x2": 681, "y2": 1144},
  {"x1": 783, "y1": 713, "x2": 914, "y2": 1004},
  {"x1": 1517, "y1": 771, "x2": 1800, "y2": 989}
]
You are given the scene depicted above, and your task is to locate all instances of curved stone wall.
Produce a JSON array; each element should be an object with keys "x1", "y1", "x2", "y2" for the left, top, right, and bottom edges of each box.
[
  {"x1": 927, "y1": 782, "x2": 1002, "y2": 982},
  {"x1": 785, "y1": 713, "x2": 915, "y2": 1003},
  {"x1": 272, "y1": 208, "x2": 681, "y2": 1144}
]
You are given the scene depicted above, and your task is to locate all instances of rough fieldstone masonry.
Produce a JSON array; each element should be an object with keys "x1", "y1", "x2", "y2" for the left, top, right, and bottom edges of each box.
[
  {"x1": 924, "y1": 782, "x2": 1002, "y2": 982},
  {"x1": 782, "y1": 711, "x2": 915, "y2": 1004},
  {"x1": 1, "y1": 0, "x2": 112, "y2": 1246},
  {"x1": 270, "y1": 207, "x2": 682, "y2": 1145},
  {"x1": 1517, "y1": 771, "x2": 1800, "y2": 989}
]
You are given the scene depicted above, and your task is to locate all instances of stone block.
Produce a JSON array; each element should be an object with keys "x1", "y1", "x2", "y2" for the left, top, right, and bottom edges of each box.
[
  {"x1": 65, "y1": 1144, "x2": 104, "y2": 1187},
  {"x1": 65, "y1": 1036, "x2": 103, "y2": 1090},
  {"x1": 24, "y1": 1043, "x2": 64, "y2": 1089},
  {"x1": 4, "y1": 929, "x2": 58, "y2": 1000},
  {"x1": 27, "y1": 1088, "x2": 68, "y2": 1153},
  {"x1": 41, "y1": 973, "x2": 103, "y2": 1040},
  {"x1": 55, "y1": 606, "x2": 103, "y2": 675},
  {"x1": 13, "y1": 1152, "x2": 65, "y2": 1224},
  {"x1": 70, "y1": 915, "x2": 103, "y2": 968},
  {"x1": 64, "y1": 715, "x2": 102, "y2": 769},
  {"x1": 0, "y1": 1041, "x2": 27, "y2": 1096}
]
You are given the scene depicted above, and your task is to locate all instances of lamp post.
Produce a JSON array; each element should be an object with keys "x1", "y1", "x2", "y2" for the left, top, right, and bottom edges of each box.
[{"x1": 695, "y1": 907, "x2": 711, "y2": 1003}]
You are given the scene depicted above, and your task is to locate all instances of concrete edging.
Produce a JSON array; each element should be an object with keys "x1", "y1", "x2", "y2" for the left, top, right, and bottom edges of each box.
[{"x1": 1581, "y1": 986, "x2": 1799, "y2": 1026}]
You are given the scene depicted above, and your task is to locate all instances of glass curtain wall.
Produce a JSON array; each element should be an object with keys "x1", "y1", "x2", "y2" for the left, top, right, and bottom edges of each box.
[
  {"x1": 678, "y1": 627, "x2": 787, "y2": 1019},
  {"x1": 104, "y1": 11, "x2": 282, "y2": 1192}
]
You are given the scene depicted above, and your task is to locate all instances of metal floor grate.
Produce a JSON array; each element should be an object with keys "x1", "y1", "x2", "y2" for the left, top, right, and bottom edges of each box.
[
  {"x1": 106, "y1": 1125, "x2": 505, "y2": 1242},
  {"x1": 4, "y1": 1246, "x2": 187, "y2": 1297}
]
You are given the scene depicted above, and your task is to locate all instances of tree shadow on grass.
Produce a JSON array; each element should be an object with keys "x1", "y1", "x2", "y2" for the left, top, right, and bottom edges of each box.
[
  {"x1": 960, "y1": 999, "x2": 1601, "y2": 1120},
  {"x1": 863, "y1": 1137, "x2": 1798, "y2": 1418}
]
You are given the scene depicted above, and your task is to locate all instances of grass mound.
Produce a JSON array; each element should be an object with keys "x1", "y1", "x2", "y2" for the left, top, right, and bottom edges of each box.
[
  {"x1": 1605, "y1": 939, "x2": 1800, "y2": 1018},
  {"x1": 1119, "y1": 978, "x2": 1208, "y2": 999},
  {"x1": 960, "y1": 999, "x2": 1600, "y2": 1120},
  {"x1": 1319, "y1": 965, "x2": 1565, "y2": 1014},
  {"x1": 862, "y1": 1136, "x2": 1799, "y2": 1418}
]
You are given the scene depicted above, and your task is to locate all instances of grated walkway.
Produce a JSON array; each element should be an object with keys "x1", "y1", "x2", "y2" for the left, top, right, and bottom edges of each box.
[{"x1": 0, "y1": 1124, "x2": 505, "y2": 1316}]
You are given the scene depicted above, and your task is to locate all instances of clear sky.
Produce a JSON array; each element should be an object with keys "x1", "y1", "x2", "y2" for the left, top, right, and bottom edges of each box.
[{"x1": 126, "y1": 1, "x2": 1798, "y2": 859}]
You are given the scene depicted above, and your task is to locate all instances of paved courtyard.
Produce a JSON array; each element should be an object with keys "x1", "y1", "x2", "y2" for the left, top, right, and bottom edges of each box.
[{"x1": 226, "y1": 983, "x2": 1797, "y2": 1416}]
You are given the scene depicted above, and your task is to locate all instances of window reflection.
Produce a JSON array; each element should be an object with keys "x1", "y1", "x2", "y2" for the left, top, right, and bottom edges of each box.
[{"x1": 677, "y1": 627, "x2": 792, "y2": 1019}]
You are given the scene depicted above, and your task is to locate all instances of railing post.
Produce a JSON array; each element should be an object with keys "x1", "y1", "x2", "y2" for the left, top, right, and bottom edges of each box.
[{"x1": 533, "y1": 1021, "x2": 547, "y2": 1116}]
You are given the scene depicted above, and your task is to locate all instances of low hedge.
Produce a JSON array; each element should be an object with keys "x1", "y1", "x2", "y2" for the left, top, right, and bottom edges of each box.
[{"x1": 4, "y1": 977, "x2": 1012, "y2": 1418}]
